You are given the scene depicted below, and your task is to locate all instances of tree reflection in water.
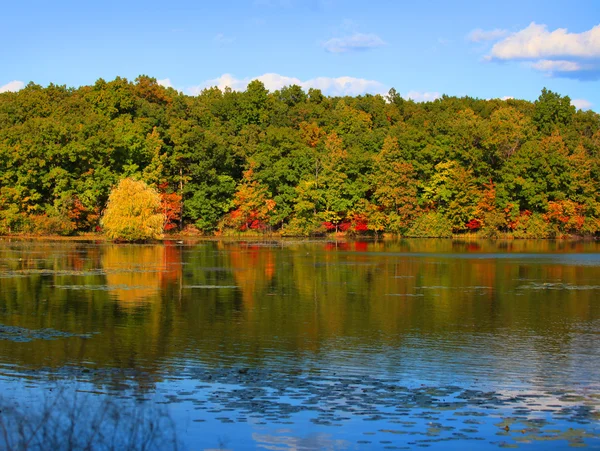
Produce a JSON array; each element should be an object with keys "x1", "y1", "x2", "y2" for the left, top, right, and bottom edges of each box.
[{"x1": 0, "y1": 387, "x2": 178, "y2": 451}]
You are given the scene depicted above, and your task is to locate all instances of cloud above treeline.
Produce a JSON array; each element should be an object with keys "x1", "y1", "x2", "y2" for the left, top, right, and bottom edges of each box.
[
  {"x1": 179, "y1": 73, "x2": 443, "y2": 102},
  {"x1": 157, "y1": 78, "x2": 173, "y2": 88},
  {"x1": 471, "y1": 23, "x2": 600, "y2": 80},
  {"x1": 184, "y1": 73, "x2": 388, "y2": 96},
  {"x1": 0, "y1": 75, "x2": 439, "y2": 103},
  {"x1": 322, "y1": 32, "x2": 387, "y2": 53},
  {"x1": 0, "y1": 80, "x2": 25, "y2": 93},
  {"x1": 572, "y1": 98, "x2": 593, "y2": 110},
  {"x1": 404, "y1": 91, "x2": 441, "y2": 102}
]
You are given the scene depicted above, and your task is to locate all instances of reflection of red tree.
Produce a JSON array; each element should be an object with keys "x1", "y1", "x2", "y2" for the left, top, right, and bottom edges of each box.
[
  {"x1": 228, "y1": 244, "x2": 276, "y2": 309},
  {"x1": 464, "y1": 260, "x2": 495, "y2": 302},
  {"x1": 466, "y1": 242, "x2": 481, "y2": 251},
  {"x1": 159, "y1": 241, "x2": 182, "y2": 287},
  {"x1": 324, "y1": 242, "x2": 349, "y2": 251},
  {"x1": 67, "y1": 253, "x2": 86, "y2": 272},
  {"x1": 264, "y1": 251, "x2": 275, "y2": 280},
  {"x1": 354, "y1": 241, "x2": 368, "y2": 252}
]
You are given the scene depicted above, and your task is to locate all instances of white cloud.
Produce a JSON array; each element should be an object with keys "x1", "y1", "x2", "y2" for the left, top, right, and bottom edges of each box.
[
  {"x1": 322, "y1": 33, "x2": 386, "y2": 53},
  {"x1": 467, "y1": 28, "x2": 509, "y2": 43},
  {"x1": 187, "y1": 73, "x2": 387, "y2": 97},
  {"x1": 571, "y1": 98, "x2": 592, "y2": 110},
  {"x1": 256, "y1": 73, "x2": 303, "y2": 91},
  {"x1": 479, "y1": 23, "x2": 600, "y2": 80},
  {"x1": 501, "y1": 96, "x2": 514, "y2": 100},
  {"x1": 179, "y1": 73, "x2": 444, "y2": 101},
  {"x1": 490, "y1": 23, "x2": 600, "y2": 60},
  {"x1": 404, "y1": 91, "x2": 441, "y2": 102},
  {"x1": 157, "y1": 78, "x2": 173, "y2": 88},
  {"x1": 0, "y1": 80, "x2": 25, "y2": 93},
  {"x1": 530, "y1": 60, "x2": 582, "y2": 72},
  {"x1": 188, "y1": 73, "x2": 251, "y2": 94},
  {"x1": 302, "y1": 76, "x2": 386, "y2": 96}
]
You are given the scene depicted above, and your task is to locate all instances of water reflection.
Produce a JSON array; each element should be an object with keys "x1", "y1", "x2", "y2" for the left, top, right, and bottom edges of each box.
[
  {"x1": 0, "y1": 385, "x2": 177, "y2": 451},
  {"x1": 103, "y1": 245, "x2": 164, "y2": 304},
  {"x1": 0, "y1": 240, "x2": 598, "y2": 381},
  {"x1": 0, "y1": 239, "x2": 598, "y2": 449},
  {"x1": 252, "y1": 431, "x2": 349, "y2": 451}
]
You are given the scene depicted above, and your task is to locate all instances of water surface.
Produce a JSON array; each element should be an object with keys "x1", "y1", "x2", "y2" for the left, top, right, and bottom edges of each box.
[{"x1": 0, "y1": 239, "x2": 598, "y2": 450}]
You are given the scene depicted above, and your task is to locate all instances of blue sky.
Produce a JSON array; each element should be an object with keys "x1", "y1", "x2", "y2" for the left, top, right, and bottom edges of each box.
[{"x1": 1, "y1": 0, "x2": 599, "y2": 110}]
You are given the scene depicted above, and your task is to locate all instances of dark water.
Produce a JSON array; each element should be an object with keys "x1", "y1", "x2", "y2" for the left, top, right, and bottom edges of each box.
[{"x1": 0, "y1": 239, "x2": 599, "y2": 450}]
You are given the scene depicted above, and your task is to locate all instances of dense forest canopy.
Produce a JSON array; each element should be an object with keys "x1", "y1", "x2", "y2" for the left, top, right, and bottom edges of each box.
[{"x1": 0, "y1": 76, "x2": 599, "y2": 237}]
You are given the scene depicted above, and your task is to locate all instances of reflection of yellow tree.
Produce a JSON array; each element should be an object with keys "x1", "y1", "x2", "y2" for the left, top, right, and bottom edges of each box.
[{"x1": 102, "y1": 245, "x2": 167, "y2": 305}]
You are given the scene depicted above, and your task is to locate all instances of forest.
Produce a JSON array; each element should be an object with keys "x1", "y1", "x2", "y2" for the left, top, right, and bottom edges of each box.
[{"x1": 0, "y1": 76, "x2": 599, "y2": 238}]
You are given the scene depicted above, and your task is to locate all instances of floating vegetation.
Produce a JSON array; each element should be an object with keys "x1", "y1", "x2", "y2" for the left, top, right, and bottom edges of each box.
[
  {"x1": 416, "y1": 286, "x2": 493, "y2": 290},
  {"x1": 517, "y1": 282, "x2": 600, "y2": 291},
  {"x1": 0, "y1": 273, "x2": 27, "y2": 279},
  {"x1": 384, "y1": 293, "x2": 425, "y2": 297},
  {"x1": 121, "y1": 365, "x2": 600, "y2": 449},
  {"x1": 0, "y1": 324, "x2": 95, "y2": 342},
  {"x1": 54, "y1": 284, "x2": 154, "y2": 291},
  {"x1": 3, "y1": 269, "x2": 105, "y2": 277},
  {"x1": 0, "y1": 268, "x2": 171, "y2": 278}
]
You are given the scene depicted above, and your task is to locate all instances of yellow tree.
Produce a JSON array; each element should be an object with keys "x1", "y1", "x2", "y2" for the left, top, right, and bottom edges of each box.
[{"x1": 101, "y1": 178, "x2": 165, "y2": 241}]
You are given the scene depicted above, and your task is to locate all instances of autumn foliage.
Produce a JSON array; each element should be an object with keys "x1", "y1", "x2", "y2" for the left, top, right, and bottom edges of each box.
[
  {"x1": 220, "y1": 167, "x2": 276, "y2": 233},
  {"x1": 544, "y1": 200, "x2": 586, "y2": 236},
  {"x1": 158, "y1": 183, "x2": 182, "y2": 231},
  {"x1": 101, "y1": 178, "x2": 165, "y2": 241},
  {"x1": 0, "y1": 78, "x2": 599, "y2": 238}
]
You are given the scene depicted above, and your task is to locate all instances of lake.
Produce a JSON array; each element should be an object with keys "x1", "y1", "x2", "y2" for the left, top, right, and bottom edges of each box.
[{"x1": 0, "y1": 239, "x2": 598, "y2": 450}]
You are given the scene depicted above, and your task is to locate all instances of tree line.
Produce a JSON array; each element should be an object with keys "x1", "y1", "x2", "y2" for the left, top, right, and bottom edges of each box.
[{"x1": 0, "y1": 76, "x2": 598, "y2": 238}]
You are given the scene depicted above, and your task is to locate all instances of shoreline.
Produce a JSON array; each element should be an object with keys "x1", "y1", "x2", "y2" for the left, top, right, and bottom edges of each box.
[{"x1": 0, "y1": 232, "x2": 597, "y2": 242}]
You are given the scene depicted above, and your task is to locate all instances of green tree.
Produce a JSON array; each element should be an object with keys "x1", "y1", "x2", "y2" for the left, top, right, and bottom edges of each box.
[
  {"x1": 423, "y1": 161, "x2": 480, "y2": 231},
  {"x1": 500, "y1": 133, "x2": 571, "y2": 211},
  {"x1": 533, "y1": 88, "x2": 576, "y2": 135},
  {"x1": 371, "y1": 136, "x2": 419, "y2": 232},
  {"x1": 1, "y1": 76, "x2": 599, "y2": 238},
  {"x1": 483, "y1": 106, "x2": 535, "y2": 167}
]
